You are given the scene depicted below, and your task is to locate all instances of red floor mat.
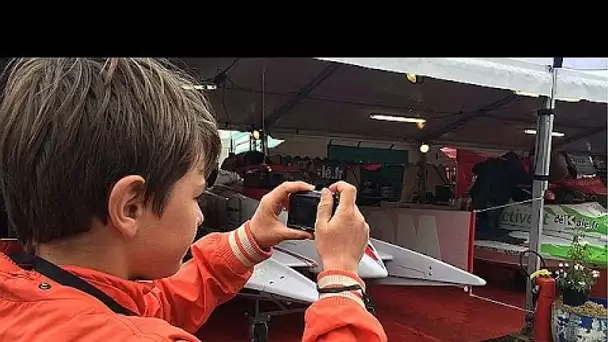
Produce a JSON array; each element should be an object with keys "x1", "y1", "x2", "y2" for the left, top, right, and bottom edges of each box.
[{"x1": 196, "y1": 285, "x2": 525, "y2": 342}]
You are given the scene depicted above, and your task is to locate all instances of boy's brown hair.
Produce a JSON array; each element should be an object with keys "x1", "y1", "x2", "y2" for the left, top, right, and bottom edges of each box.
[{"x1": 0, "y1": 58, "x2": 220, "y2": 245}]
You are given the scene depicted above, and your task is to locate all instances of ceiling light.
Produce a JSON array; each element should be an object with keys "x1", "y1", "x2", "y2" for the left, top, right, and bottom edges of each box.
[
  {"x1": 182, "y1": 83, "x2": 217, "y2": 91},
  {"x1": 524, "y1": 129, "x2": 565, "y2": 137},
  {"x1": 370, "y1": 114, "x2": 426, "y2": 124},
  {"x1": 406, "y1": 73, "x2": 418, "y2": 83},
  {"x1": 419, "y1": 143, "x2": 430, "y2": 153},
  {"x1": 515, "y1": 90, "x2": 538, "y2": 98},
  {"x1": 514, "y1": 90, "x2": 580, "y2": 103}
]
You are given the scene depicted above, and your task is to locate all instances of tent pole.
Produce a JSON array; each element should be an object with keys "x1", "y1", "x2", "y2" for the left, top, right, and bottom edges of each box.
[{"x1": 523, "y1": 58, "x2": 562, "y2": 332}]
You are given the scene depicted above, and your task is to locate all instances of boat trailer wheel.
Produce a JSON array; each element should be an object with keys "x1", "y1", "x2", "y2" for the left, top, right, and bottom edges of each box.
[
  {"x1": 241, "y1": 293, "x2": 307, "y2": 342},
  {"x1": 250, "y1": 321, "x2": 269, "y2": 342}
]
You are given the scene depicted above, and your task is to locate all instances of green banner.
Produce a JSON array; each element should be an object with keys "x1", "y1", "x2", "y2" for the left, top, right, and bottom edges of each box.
[
  {"x1": 327, "y1": 145, "x2": 408, "y2": 165},
  {"x1": 498, "y1": 202, "x2": 608, "y2": 265}
]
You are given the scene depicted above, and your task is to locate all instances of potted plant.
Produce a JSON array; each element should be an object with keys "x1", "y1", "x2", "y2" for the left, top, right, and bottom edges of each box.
[
  {"x1": 554, "y1": 235, "x2": 600, "y2": 306},
  {"x1": 552, "y1": 232, "x2": 608, "y2": 342}
]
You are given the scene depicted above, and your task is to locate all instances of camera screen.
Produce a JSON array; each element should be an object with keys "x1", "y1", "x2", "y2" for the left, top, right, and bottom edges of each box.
[{"x1": 287, "y1": 194, "x2": 320, "y2": 230}]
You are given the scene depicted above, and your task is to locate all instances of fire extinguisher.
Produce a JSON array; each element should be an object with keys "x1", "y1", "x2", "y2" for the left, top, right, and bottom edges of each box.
[{"x1": 530, "y1": 269, "x2": 556, "y2": 342}]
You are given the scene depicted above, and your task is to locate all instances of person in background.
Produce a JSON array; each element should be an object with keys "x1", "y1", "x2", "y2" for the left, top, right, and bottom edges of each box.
[{"x1": 0, "y1": 58, "x2": 387, "y2": 342}]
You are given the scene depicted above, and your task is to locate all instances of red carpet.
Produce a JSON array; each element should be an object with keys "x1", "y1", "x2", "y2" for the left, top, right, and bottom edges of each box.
[{"x1": 197, "y1": 284, "x2": 526, "y2": 341}]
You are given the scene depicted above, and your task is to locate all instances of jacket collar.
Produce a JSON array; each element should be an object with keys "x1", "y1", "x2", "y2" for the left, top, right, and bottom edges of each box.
[{"x1": 62, "y1": 265, "x2": 156, "y2": 316}]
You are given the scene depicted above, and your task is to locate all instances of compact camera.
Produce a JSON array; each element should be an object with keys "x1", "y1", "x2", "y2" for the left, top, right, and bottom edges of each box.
[{"x1": 287, "y1": 190, "x2": 339, "y2": 232}]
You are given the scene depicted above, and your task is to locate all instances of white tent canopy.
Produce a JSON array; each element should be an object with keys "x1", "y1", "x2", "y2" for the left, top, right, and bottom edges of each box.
[
  {"x1": 512, "y1": 57, "x2": 608, "y2": 71},
  {"x1": 317, "y1": 58, "x2": 608, "y2": 104}
]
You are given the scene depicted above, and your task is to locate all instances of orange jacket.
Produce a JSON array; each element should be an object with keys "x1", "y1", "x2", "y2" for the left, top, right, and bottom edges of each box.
[{"x1": 0, "y1": 224, "x2": 386, "y2": 341}]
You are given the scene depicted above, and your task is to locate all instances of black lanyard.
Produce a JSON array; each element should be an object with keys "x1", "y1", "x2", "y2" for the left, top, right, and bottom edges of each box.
[{"x1": 9, "y1": 252, "x2": 137, "y2": 316}]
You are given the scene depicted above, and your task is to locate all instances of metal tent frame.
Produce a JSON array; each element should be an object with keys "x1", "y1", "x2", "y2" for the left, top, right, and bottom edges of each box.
[{"x1": 523, "y1": 57, "x2": 561, "y2": 332}]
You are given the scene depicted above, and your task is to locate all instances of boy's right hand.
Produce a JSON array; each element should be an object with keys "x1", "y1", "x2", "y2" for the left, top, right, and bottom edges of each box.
[{"x1": 314, "y1": 182, "x2": 369, "y2": 274}]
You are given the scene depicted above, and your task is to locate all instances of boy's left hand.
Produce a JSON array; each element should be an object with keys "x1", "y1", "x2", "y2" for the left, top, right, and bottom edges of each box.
[{"x1": 249, "y1": 181, "x2": 315, "y2": 250}]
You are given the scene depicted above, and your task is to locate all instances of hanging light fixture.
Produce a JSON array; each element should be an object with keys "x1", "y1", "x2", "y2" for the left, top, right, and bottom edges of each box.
[
  {"x1": 252, "y1": 129, "x2": 261, "y2": 140},
  {"x1": 419, "y1": 143, "x2": 430, "y2": 153},
  {"x1": 370, "y1": 113, "x2": 426, "y2": 123}
]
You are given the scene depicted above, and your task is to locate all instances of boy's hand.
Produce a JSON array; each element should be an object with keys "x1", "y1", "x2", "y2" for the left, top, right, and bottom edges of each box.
[
  {"x1": 249, "y1": 181, "x2": 315, "y2": 250},
  {"x1": 315, "y1": 182, "x2": 369, "y2": 274}
]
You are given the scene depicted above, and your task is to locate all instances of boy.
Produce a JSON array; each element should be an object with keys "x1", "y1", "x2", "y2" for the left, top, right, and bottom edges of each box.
[{"x1": 0, "y1": 58, "x2": 387, "y2": 341}]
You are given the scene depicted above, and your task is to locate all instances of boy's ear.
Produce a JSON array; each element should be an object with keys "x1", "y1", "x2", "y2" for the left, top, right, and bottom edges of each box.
[{"x1": 107, "y1": 175, "x2": 147, "y2": 239}]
